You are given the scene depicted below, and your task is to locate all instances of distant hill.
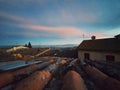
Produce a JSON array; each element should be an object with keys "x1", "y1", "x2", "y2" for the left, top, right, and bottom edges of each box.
[
  {"x1": 32, "y1": 44, "x2": 78, "y2": 48},
  {"x1": 0, "y1": 44, "x2": 79, "y2": 48},
  {"x1": 0, "y1": 45, "x2": 13, "y2": 48}
]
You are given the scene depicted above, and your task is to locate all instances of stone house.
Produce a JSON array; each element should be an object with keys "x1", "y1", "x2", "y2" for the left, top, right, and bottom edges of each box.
[{"x1": 78, "y1": 34, "x2": 120, "y2": 62}]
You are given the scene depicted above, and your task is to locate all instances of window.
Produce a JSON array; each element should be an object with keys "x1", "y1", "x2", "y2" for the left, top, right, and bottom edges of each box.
[
  {"x1": 106, "y1": 55, "x2": 115, "y2": 62},
  {"x1": 84, "y1": 53, "x2": 90, "y2": 60}
]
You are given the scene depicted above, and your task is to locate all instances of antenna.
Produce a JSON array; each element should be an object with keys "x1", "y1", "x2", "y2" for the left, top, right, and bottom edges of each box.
[{"x1": 83, "y1": 34, "x2": 84, "y2": 40}]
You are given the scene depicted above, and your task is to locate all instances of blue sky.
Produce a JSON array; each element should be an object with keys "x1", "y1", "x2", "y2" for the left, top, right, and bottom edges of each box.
[{"x1": 0, "y1": 0, "x2": 120, "y2": 45}]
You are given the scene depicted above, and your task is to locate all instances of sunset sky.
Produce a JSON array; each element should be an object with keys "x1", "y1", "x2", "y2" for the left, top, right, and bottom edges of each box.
[{"x1": 0, "y1": 0, "x2": 120, "y2": 45}]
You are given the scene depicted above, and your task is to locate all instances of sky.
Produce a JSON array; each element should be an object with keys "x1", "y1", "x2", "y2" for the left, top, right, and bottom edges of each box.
[{"x1": 0, "y1": 0, "x2": 120, "y2": 45}]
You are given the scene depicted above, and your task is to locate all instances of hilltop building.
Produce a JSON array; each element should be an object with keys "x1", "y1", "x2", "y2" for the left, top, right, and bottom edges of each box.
[
  {"x1": 78, "y1": 34, "x2": 120, "y2": 62},
  {"x1": 6, "y1": 46, "x2": 29, "y2": 53}
]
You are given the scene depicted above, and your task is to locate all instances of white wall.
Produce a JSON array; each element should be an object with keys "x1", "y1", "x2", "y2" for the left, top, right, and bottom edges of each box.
[{"x1": 78, "y1": 50, "x2": 120, "y2": 62}]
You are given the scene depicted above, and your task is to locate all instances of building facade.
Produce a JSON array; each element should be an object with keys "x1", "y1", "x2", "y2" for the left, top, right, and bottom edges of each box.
[{"x1": 78, "y1": 35, "x2": 120, "y2": 62}]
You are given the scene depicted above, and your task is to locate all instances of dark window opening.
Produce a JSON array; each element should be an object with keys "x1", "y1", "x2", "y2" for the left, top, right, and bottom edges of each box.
[
  {"x1": 84, "y1": 53, "x2": 90, "y2": 60},
  {"x1": 106, "y1": 55, "x2": 115, "y2": 62}
]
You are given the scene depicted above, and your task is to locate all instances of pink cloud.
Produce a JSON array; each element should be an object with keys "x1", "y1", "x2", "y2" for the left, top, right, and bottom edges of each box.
[
  {"x1": 0, "y1": 12, "x2": 85, "y2": 38},
  {"x1": 83, "y1": 33, "x2": 107, "y2": 39},
  {"x1": 0, "y1": 12, "x2": 103, "y2": 39},
  {"x1": 0, "y1": 12, "x2": 35, "y2": 23},
  {"x1": 0, "y1": 12, "x2": 25, "y2": 22},
  {"x1": 93, "y1": 33, "x2": 109, "y2": 39},
  {"x1": 18, "y1": 24, "x2": 84, "y2": 38}
]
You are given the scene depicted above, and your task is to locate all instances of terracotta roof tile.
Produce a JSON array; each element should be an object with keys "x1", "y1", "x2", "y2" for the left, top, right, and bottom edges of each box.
[{"x1": 78, "y1": 38, "x2": 120, "y2": 52}]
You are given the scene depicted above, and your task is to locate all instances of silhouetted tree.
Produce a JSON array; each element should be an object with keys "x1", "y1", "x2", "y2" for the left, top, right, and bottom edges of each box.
[
  {"x1": 28, "y1": 42, "x2": 32, "y2": 48},
  {"x1": 25, "y1": 44, "x2": 28, "y2": 47}
]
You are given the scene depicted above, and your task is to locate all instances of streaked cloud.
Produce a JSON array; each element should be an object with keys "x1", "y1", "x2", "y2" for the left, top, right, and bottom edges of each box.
[
  {"x1": 16, "y1": 23, "x2": 106, "y2": 39},
  {"x1": 0, "y1": 12, "x2": 25, "y2": 22},
  {"x1": 0, "y1": 12, "x2": 84, "y2": 38},
  {"x1": 0, "y1": 12, "x2": 115, "y2": 39},
  {"x1": 0, "y1": 12, "x2": 35, "y2": 24},
  {"x1": 0, "y1": 0, "x2": 120, "y2": 45},
  {"x1": 18, "y1": 24, "x2": 84, "y2": 38}
]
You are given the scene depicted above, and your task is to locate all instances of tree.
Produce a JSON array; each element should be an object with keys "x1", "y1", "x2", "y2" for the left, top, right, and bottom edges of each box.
[
  {"x1": 25, "y1": 44, "x2": 28, "y2": 47},
  {"x1": 28, "y1": 42, "x2": 32, "y2": 48}
]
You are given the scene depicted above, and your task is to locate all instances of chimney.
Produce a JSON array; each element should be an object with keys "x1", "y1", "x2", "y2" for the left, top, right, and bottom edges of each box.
[{"x1": 91, "y1": 35, "x2": 96, "y2": 40}]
